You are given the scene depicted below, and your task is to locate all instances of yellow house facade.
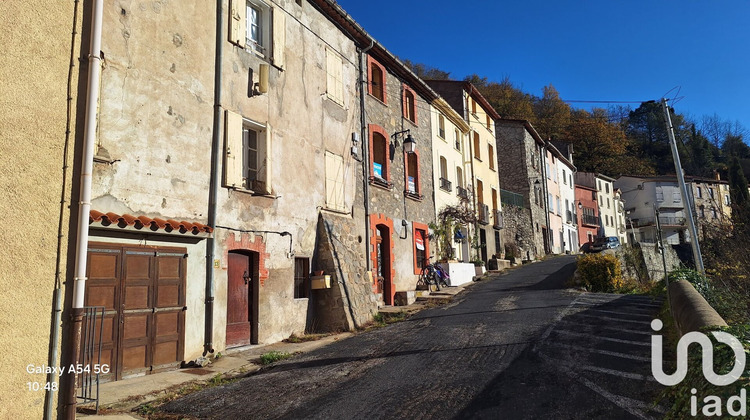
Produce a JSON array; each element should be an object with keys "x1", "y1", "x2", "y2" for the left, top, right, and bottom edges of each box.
[
  {"x1": 0, "y1": 1, "x2": 82, "y2": 418},
  {"x1": 431, "y1": 98, "x2": 471, "y2": 262}
]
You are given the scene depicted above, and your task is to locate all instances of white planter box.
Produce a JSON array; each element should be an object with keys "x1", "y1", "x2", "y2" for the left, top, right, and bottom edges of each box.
[
  {"x1": 475, "y1": 266, "x2": 486, "y2": 276},
  {"x1": 438, "y1": 262, "x2": 475, "y2": 287}
]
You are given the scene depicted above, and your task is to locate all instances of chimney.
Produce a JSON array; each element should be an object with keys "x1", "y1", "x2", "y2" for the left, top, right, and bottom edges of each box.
[{"x1": 714, "y1": 170, "x2": 721, "y2": 181}]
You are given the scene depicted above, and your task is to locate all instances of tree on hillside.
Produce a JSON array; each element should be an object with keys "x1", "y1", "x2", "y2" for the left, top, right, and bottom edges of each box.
[
  {"x1": 564, "y1": 109, "x2": 654, "y2": 176},
  {"x1": 533, "y1": 85, "x2": 570, "y2": 141},
  {"x1": 700, "y1": 113, "x2": 748, "y2": 148},
  {"x1": 467, "y1": 75, "x2": 535, "y2": 121},
  {"x1": 401, "y1": 59, "x2": 452, "y2": 80},
  {"x1": 728, "y1": 157, "x2": 750, "y2": 232},
  {"x1": 625, "y1": 101, "x2": 692, "y2": 175},
  {"x1": 682, "y1": 124, "x2": 716, "y2": 178}
]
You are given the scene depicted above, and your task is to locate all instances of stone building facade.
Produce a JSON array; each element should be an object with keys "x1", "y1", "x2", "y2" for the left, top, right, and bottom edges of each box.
[{"x1": 495, "y1": 119, "x2": 548, "y2": 260}]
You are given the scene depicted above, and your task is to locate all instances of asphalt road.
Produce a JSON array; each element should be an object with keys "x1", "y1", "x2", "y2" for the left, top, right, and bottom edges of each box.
[{"x1": 162, "y1": 256, "x2": 665, "y2": 419}]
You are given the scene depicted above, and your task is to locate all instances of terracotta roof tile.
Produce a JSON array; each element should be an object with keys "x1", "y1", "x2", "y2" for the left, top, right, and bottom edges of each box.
[{"x1": 89, "y1": 210, "x2": 213, "y2": 235}]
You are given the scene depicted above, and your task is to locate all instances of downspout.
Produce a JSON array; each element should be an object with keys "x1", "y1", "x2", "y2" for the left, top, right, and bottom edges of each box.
[
  {"x1": 204, "y1": 0, "x2": 224, "y2": 355},
  {"x1": 46, "y1": 1, "x2": 81, "y2": 418},
  {"x1": 542, "y1": 140, "x2": 551, "y2": 254},
  {"x1": 65, "y1": 0, "x2": 103, "y2": 417},
  {"x1": 466, "y1": 88, "x2": 478, "y2": 260},
  {"x1": 359, "y1": 40, "x2": 374, "y2": 271}
]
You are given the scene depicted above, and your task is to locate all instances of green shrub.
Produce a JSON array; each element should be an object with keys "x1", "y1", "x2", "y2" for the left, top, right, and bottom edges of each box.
[
  {"x1": 669, "y1": 268, "x2": 748, "y2": 325},
  {"x1": 577, "y1": 253, "x2": 624, "y2": 292},
  {"x1": 259, "y1": 351, "x2": 293, "y2": 365}
]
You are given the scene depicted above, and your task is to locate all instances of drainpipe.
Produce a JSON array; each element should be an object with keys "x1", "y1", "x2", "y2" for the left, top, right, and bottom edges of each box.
[
  {"x1": 359, "y1": 40, "x2": 374, "y2": 271},
  {"x1": 65, "y1": 0, "x2": 103, "y2": 417},
  {"x1": 204, "y1": 0, "x2": 224, "y2": 355},
  {"x1": 46, "y1": 2, "x2": 81, "y2": 418},
  {"x1": 466, "y1": 87, "x2": 478, "y2": 260},
  {"x1": 542, "y1": 140, "x2": 551, "y2": 254}
]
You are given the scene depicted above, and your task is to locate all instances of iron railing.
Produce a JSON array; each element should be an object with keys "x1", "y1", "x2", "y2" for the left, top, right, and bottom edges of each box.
[
  {"x1": 457, "y1": 186, "x2": 469, "y2": 200},
  {"x1": 500, "y1": 189, "x2": 525, "y2": 208},
  {"x1": 439, "y1": 177, "x2": 452, "y2": 192},
  {"x1": 582, "y1": 214, "x2": 600, "y2": 226},
  {"x1": 630, "y1": 216, "x2": 687, "y2": 228},
  {"x1": 78, "y1": 306, "x2": 105, "y2": 413}
]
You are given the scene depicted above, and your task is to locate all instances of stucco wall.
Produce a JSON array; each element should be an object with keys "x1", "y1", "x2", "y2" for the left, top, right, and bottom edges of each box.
[
  {"x1": 0, "y1": 1, "x2": 81, "y2": 417},
  {"x1": 212, "y1": 0, "x2": 364, "y2": 346}
]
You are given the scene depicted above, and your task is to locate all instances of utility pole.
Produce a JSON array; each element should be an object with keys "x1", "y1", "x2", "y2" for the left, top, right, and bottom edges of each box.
[{"x1": 661, "y1": 98, "x2": 705, "y2": 272}]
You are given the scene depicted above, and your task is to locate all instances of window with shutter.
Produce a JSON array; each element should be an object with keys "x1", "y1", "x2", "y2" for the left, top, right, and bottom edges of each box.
[
  {"x1": 325, "y1": 49, "x2": 344, "y2": 105},
  {"x1": 224, "y1": 110, "x2": 271, "y2": 194}
]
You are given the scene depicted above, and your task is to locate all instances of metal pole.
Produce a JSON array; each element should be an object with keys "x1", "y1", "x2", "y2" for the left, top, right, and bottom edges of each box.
[{"x1": 661, "y1": 98, "x2": 704, "y2": 272}]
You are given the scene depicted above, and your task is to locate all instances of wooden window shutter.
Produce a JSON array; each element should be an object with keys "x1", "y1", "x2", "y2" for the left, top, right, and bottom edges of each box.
[
  {"x1": 325, "y1": 151, "x2": 345, "y2": 211},
  {"x1": 272, "y1": 9, "x2": 285, "y2": 68},
  {"x1": 224, "y1": 110, "x2": 244, "y2": 188},
  {"x1": 229, "y1": 0, "x2": 246, "y2": 47}
]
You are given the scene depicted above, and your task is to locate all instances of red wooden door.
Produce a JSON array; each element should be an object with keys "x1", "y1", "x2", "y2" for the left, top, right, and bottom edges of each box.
[{"x1": 226, "y1": 252, "x2": 252, "y2": 347}]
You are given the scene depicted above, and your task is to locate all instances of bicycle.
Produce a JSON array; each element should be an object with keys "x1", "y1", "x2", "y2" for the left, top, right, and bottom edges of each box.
[{"x1": 418, "y1": 256, "x2": 449, "y2": 292}]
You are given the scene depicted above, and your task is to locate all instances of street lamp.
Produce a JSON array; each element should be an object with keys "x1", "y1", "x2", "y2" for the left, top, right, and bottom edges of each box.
[{"x1": 391, "y1": 129, "x2": 416, "y2": 154}]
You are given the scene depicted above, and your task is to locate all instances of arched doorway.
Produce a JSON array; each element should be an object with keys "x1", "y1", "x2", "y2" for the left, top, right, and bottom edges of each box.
[{"x1": 226, "y1": 250, "x2": 259, "y2": 347}]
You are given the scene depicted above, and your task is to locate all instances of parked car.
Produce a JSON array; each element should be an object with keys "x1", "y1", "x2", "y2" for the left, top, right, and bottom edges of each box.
[{"x1": 590, "y1": 236, "x2": 621, "y2": 252}]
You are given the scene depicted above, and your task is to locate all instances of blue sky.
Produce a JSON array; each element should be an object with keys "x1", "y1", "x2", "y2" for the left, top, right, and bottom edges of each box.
[{"x1": 335, "y1": 0, "x2": 750, "y2": 133}]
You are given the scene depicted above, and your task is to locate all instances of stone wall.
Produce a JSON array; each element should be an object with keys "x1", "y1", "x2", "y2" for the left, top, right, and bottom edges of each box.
[
  {"x1": 619, "y1": 243, "x2": 680, "y2": 282},
  {"x1": 501, "y1": 205, "x2": 539, "y2": 261},
  {"x1": 311, "y1": 213, "x2": 377, "y2": 332},
  {"x1": 496, "y1": 121, "x2": 546, "y2": 259}
]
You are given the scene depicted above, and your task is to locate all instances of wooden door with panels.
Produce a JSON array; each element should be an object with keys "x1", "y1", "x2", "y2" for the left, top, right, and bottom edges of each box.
[
  {"x1": 85, "y1": 244, "x2": 186, "y2": 381},
  {"x1": 226, "y1": 251, "x2": 259, "y2": 347}
]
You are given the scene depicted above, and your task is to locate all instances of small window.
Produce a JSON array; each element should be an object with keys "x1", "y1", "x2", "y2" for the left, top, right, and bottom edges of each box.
[
  {"x1": 414, "y1": 228, "x2": 427, "y2": 270},
  {"x1": 709, "y1": 187, "x2": 715, "y2": 199},
  {"x1": 605, "y1": 183, "x2": 610, "y2": 194},
  {"x1": 699, "y1": 206, "x2": 705, "y2": 218},
  {"x1": 473, "y1": 132, "x2": 481, "y2": 160},
  {"x1": 725, "y1": 195, "x2": 730, "y2": 206},
  {"x1": 438, "y1": 114, "x2": 445, "y2": 139},
  {"x1": 456, "y1": 166, "x2": 464, "y2": 188},
  {"x1": 471, "y1": 98, "x2": 477, "y2": 114},
  {"x1": 711, "y1": 207, "x2": 718, "y2": 219},
  {"x1": 673, "y1": 190, "x2": 681, "y2": 202},
  {"x1": 405, "y1": 152, "x2": 420, "y2": 196},
  {"x1": 371, "y1": 130, "x2": 388, "y2": 182},
  {"x1": 224, "y1": 110, "x2": 271, "y2": 194},
  {"x1": 368, "y1": 57, "x2": 386, "y2": 103},
  {"x1": 607, "y1": 198, "x2": 610, "y2": 209},
  {"x1": 696, "y1": 186, "x2": 702, "y2": 198},
  {"x1": 294, "y1": 257, "x2": 309, "y2": 299},
  {"x1": 546, "y1": 162, "x2": 551, "y2": 179},
  {"x1": 403, "y1": 86, "x2": 417, "y2": 123},
  {"x1": 228, "y1": 0, "x2": 285, "y2": 65},
  {"x1": 325, "y1": 49, "x2": 344, "y2": 105},
  {"x1": 454, "y1": 129, "x2": 461, "y2": 150},
  {"x1": 488, "y1": 143, "x2": 495, "y2": 170},
  {"x1": 656, "y1": 187, "x2": 664, "y2": 202},
  {"x1": 562, "y1": 169, "x2": 567, "y2": 185},
  {"x1": 486, "y1": 114, "x2": 491, "y2": 130}
]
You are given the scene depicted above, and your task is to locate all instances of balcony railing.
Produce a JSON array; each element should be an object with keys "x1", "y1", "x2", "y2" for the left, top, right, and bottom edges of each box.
[
  {"x1": 457, "y1": 186, "x2": 469, "y2": 200},
  {"x1": 630, "y1": 217, "x2": 687, "y2": 228},
  {"x1": 439, "y1": 177, "x2": 452, "y2": 192},
  {"x1": 500, "y1": 189, "x2": 526, "y2": 208},
  {"x1": 493, "y1": 209, "x2": 503, "y2": 229},
  {"x1": 478, "y1": 204, "x2": 490, "y2": 225},
  {"x1": 582, "y1": 214, "x2": 600, "y2": 227}
]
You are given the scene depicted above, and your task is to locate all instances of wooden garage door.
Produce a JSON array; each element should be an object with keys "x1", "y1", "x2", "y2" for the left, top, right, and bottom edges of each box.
[{"x1": 86, "y1": 244, "x2": 186, "y2": 381}]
